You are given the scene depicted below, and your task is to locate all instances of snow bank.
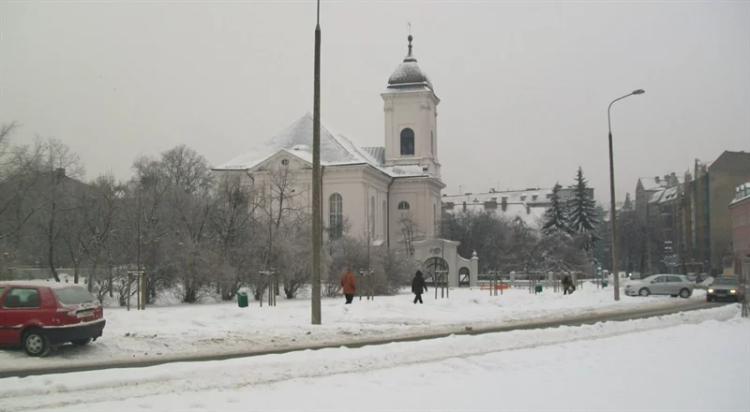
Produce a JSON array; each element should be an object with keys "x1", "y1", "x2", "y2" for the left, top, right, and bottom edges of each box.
[
  {"x1": 0, "y1": 286, "x2": 708, "y2": 372},
  {"x1": 0, "y1": 305, "x2": 745, "y2": 411}
]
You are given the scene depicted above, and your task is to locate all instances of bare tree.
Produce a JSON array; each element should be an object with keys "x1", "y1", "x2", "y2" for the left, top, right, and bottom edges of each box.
[{"x1": 210, "y1": 174, "x2": 258, "y2": 300}]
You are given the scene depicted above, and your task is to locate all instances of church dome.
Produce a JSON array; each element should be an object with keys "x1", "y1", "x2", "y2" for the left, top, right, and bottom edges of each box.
[{"x1": 387, "y1": 35, "x2": 433, "y2": 90}]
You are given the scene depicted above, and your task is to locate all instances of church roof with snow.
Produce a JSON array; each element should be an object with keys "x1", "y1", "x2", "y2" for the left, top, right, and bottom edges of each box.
[
  {"x1": 386, "y1": 35, "x2": 433, "y2": 92},
  {"x1": 213, "y1": 114, "x2": 431, "y2": 179}
]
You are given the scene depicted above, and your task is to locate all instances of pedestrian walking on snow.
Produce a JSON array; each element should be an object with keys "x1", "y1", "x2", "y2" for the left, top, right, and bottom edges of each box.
[
  {"x1": 412, "y1": 270, "x2": 427, "y2": 304},
  {"x1": 341, "y1": 267, "x2": 356, "y2": 304},
  {"x1": 562, "y1": 274, "x2": 575, "y2": 295}
]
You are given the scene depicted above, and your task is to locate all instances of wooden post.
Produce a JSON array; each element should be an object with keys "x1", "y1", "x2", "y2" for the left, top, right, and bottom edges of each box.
[{"x1": 126, "y1": 272, "x2": 132, "y2": 311}]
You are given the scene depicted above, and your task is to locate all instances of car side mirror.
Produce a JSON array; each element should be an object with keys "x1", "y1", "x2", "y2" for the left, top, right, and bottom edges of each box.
[{"x1": 650, "y1": 280, "x2": 656, "y2": 284}]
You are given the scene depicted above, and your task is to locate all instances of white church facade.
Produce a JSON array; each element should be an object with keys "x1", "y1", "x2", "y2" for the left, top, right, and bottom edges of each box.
[{"x1": 214, "y1": 36, "x2": 478, "y2": 287}]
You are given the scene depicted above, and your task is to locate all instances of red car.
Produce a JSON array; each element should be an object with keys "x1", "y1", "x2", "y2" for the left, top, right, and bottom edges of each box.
[{"x1": 0, "y1": 281, "x2": 105, "y2": 356}]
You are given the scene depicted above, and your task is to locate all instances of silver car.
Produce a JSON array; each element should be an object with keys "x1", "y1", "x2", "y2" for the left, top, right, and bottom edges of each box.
[{"x1": 625, "y1": 274, "x2": 693, "y2": 298}]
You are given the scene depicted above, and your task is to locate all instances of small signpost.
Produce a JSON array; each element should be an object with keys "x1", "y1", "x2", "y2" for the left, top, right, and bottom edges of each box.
[
  {"x1": 126, "y1": 270, "x2": 146, "y2": 311},
  {"x1": 259, "y1": 268, "x2": 277, "y2": 307},
  {"x1": 438, "y1": 269, "x2": 449, "y2": 298},
  {"x1": 358, "y1": 268, "x2": 374, "y2": 301}
]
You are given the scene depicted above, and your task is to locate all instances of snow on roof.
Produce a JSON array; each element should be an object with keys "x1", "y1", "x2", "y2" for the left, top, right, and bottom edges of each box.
[
  {"x1": 730, "y1": 182, "x2": 750, "y2": 206},
  {"x1": 639, "y1": 177, "x2": 668, "y2": 191},
  {"x1": 0, "y1": 280, "x2": 87, "y2": 290},
  {"x1": 444, "y1": 201, "x2": 546, "y2": 228},
  {"x1": 362, "y1": 147, "x2": 385, "y2": 164},
  {"x1": 648, "y1": 188, "x2": 665, "y2": 203},
  {"x1": 214, "y1": 114, "x2": 432, "y2": 179},
  {"x1": 443, "y1": 188, "x2": 554, "y2": 228},
  {"x1": 214, "y1": 114, "x2": 358, "y2": 170},
  {"x1": 659, "y1": 186, "x2": 680, "y2": 203},
  {"x1": 443, "y1": 188, "x2": 553, "y2": 205},
  {"x1": 638, "y1": 175, "x2": 682, "y2": 192}
]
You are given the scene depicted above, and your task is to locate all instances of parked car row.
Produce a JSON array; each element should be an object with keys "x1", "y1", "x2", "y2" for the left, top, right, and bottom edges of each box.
[
  {"x1": 624, "y1": 273, "x2": 746, "y2": 303},
  {"x1": 0, "y1": 281, "x2": 106, "y2": 357}
]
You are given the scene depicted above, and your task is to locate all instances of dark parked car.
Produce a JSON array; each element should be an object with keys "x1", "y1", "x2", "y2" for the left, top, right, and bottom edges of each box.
[
  {"x1": 707, "y1": 277, "x2": 744, "y2": 302},
  {"x1": 0, "y1": 281, "x2": 105, "y2": 356}
]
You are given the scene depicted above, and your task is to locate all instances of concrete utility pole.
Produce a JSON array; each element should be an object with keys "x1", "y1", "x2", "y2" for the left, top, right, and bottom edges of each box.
[
  {"x1": 607, "y1": 89, "x2": 645, "y2": 301},
  {"x1": 311, "y1": 0, "x2": 322, "y2": 325}
]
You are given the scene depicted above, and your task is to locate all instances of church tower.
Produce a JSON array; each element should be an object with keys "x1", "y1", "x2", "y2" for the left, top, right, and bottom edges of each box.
[{"x1": 382, "y1": 35, "x2": 441, "y2": 177}]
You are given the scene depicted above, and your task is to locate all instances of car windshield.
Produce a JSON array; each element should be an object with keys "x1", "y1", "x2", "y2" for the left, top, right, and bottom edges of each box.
[
  {"x1": 53, "y1": 286, "x2": 96, "y2": 305},
  {"x1": 713, "y1": 278, "x2": 738, "y2": 286}
]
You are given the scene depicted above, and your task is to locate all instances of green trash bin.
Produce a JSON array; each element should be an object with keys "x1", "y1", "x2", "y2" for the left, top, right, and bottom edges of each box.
[
  {"x1": 237, "y1": 291, "x2": 248, "y2": 308},
  {"x1": 534, "y1": 284, "x2": 543, "y2": 294}
]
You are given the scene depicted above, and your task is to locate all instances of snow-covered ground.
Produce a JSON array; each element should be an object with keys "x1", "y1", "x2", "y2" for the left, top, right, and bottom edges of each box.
[
  {"x1": 0, "y1": 284, "x2": 711, "y2": 372},
  {"x1": 1, "y1": 305, "x2": 746, "y2": 412}
]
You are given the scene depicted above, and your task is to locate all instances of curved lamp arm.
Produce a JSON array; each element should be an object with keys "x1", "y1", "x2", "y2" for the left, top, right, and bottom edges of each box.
[{"x1": 608, "y1": 89, "x2": 645, "y2": 134}]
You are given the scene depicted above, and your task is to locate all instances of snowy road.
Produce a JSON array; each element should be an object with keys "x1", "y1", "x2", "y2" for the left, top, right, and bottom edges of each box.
[
  {"x1": 0, "y1": 285, "x2": 716, "y2": 376},
  {"x1": 0, "y1": 297, "x2": 718, "y2": 378},
  {"x1": 1, "y1": 305, "x2": 746, "y2": 412}
]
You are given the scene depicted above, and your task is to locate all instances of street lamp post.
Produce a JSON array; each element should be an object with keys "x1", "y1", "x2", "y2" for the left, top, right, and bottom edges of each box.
[{"x1": 608, "y1": 89, "x2": 644, "y2": 301}]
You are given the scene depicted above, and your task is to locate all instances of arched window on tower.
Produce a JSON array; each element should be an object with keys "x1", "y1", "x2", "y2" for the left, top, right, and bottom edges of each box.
[
  {"x1": 400, "y1": 128, "x2": 415, "y2": 156},
  {"x1": 398, "y1": 201, "x2": 410, "y2": 211},
  {"x1": 329, "y1": 193, "x2": 343, "y2": 240}
]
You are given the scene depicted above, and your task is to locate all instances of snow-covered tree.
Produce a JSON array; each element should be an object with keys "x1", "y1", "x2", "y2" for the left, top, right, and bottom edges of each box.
[
  {"x1": 541, "y1": 183, "x2": 570, "y2": 236},
  {"x1": 567, "y1": 167, "x2": 599, "y2": 250}
]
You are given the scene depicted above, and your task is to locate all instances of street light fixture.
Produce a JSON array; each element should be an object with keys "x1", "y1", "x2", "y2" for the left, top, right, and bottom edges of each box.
[{"x1": 607, "y1": 89, "x2": 645, "y2": 301}]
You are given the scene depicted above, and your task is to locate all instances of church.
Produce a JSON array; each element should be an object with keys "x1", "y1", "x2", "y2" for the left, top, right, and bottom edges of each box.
[{"x1": 214, "y1": 36, "x2": 478, "y2": 287}]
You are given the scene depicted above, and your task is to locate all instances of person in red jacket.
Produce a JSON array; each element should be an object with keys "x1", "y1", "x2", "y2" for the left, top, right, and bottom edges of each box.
[{"x1": 340, "y1": 267, "x2": 357, "y2": 304}]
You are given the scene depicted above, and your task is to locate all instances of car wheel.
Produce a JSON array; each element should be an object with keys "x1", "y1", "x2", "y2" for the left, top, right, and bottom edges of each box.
[
  {"x1": 639, "y1": 288, "x2": 650, "y2": 297},
  {"x1": 72, "y1": 338, "x2": 91, "y2": 346},
  {"x1": 679, "y1": 288, "x2": 691, "y2": 298},
  {"x1": 23, "y1": 329, "x2": 50, "y2": 357}
]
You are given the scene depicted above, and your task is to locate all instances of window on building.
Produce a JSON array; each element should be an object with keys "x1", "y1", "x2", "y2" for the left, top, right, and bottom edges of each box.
[
  {"x1": 520, "y1": 196, "x2": 526, "y2": 201},
  {"x1": 398, "y1": 201, "x2": 410, "y2": 210},
  {"x1": 369, "y1": 196, "x2": 375, "y2": 239},
  {"x1": 400, "y1": 128, "x2": 415, "y2": 156},
  {"x1": 329, "y1": 193, "x2": 343, "y2": 240},
  {"x1": 532, "y1": 195, "x2": 538, "y2": 201},
  {"x1": 382, "y1": 200, "x2": 387, "y2": 239}
]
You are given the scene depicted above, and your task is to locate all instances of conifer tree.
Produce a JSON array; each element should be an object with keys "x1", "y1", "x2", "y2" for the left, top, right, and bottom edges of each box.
[
  {"x1": 542, "y1": 183, "x2": 570, "y2": 236},
  {"x1": 568, "y1": 167, "x2": 599, "y2": 249}
]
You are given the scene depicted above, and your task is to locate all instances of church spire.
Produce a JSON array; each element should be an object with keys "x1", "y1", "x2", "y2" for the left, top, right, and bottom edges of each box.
[{"x1": 404, "y1": 34, "x2": 417, "y2": 63}]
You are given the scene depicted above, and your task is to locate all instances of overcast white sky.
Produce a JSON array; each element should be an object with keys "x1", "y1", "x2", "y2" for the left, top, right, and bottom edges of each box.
[{"x1": 1, "y1": 1, "x2": 748, "y2": 203}]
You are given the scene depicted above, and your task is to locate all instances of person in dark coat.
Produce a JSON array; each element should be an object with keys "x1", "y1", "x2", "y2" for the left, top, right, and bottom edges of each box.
[
  {"x1": 411, "y1": 270, "x2": 427, "y2": 304},
  {"x1": 341, "y1": 267, "x2": 356, "y2": 304},
  {"x1": 562, "y1": 274, "x2": 575, "y2": 295}
]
